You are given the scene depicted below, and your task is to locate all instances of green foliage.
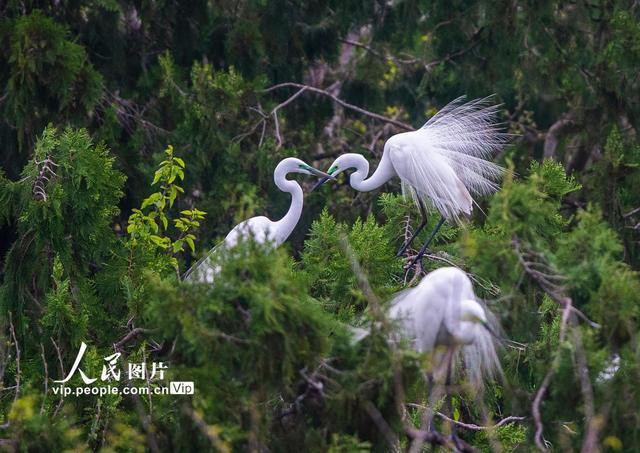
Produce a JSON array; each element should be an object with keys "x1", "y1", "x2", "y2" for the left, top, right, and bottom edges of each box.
[
  {"x1": 1, "y1": 126, "x2": 125, "y2": 318},
  {"x1": 2, "y1": 2, "x2": 640, "y2": 451},
  {"x1": 127, "y1": 144, "x2": 206, "y2": 270},
  {"x1": 142, "y1": 240, "x2": 334, "y2": 449},
  {"x1": 1, "y1": 12, "x2": 103, "y2": 151},
  {"x1": 301, "y1": 209, "x2": 402, "y2": 321}
]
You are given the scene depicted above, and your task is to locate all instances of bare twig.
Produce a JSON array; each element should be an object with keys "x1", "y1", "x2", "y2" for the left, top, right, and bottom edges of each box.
[
  {"x1": 407, "y1": 404, "x2": 527, "y2": 431},
  {"x1": 363, "y1": 401, "x2": 401, "y2": 452},
  {"x1": 543, "y1": 113, "x2": 577, "y2": 159},
  {"x1": 439, "y1": 411, "x2": 525, "y2": 431},
  {"x1": 262, "y1": 83, "x2": 413, "y2": 131},
  {"x1": 339, "y1": 26, "x2": 484, "y2": 74},
  {"x1": 40, "y1": 342, "x2": 49, "y2": 414},
  {"x1": 623, "y1": 206, "x2": 640, "y2": 218},
  {"x1": 529, "y1": 276, "x2": 574, "y2": 451},
  {"x1": 32, "y1": 156, "x2": 58, "y2": 201},
  {"x1": 50, "y1": 336, "x2": 66, "y2": 416},
  {"x1": 0, "y1": 314, "x2": 20, "y2": 429},
  {"x1": 113, "y1": 328, "x2": 152, "y2": 353}
]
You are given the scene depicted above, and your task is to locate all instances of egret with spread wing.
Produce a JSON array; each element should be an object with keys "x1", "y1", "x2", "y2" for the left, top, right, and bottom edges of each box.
[
  {"x1": 183, "y1": 158, "x2": 333, "y2": 282},
  {"x1": 313, "y1": 96, "x2": 508, "y2": 267}
]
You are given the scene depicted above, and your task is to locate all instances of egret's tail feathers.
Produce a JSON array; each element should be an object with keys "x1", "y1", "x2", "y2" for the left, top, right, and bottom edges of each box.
[
  {"x1": 182, "y1": 243, "x2": 222, "y2": 283},
  {"x1": 421, "y1": 95, "x2": 510, "y2": 158},
  {"x1": 463, "y1": 307, "x2": 504, "y2": 388},
  {"x1": 348, "y1": 326, "x2": 371, "y2": 344},
  {"x1": 463, "y1": 330, "x2": 503, "y2": 388},
  {"x1": 405, "y1": 96, "x2": 509, "y2": 221}
]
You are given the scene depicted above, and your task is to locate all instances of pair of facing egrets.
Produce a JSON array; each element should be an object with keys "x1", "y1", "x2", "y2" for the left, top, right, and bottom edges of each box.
[{"x1": 184, "y1": 96, "x2": 507, "y2": 387}]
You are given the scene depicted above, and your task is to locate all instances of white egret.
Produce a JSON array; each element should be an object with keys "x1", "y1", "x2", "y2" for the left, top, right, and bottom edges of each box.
[
  {"x1": 313, "y1": 96, "x2": 508, "y2": 266},
  {"x1": 389, "y1": 266, "x2": 501, "y2": 446},
  {"x1": 183, "y1": 157, "x2": 333, "y2": 282},
  {"x1": 349, "y1": 267, "x2": 501, "y2": 444},
  {"x1": 387, "y1": 266, "x2": 501, "y2": 387}
]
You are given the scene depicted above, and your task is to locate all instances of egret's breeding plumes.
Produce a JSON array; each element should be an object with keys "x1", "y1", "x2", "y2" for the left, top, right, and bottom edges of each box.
[
  {"x1": 388, "y1": 266, "x2": 502, "y2": 387},
  {"x1": 385, "y1": 267, "x2": 502, "y2": 446},
  {"x1": 314, "y1": 96, "x2": 509, "y2": 265},
  {"x1": 183, "y1": 158, "x2": 333, "y2": 282}
]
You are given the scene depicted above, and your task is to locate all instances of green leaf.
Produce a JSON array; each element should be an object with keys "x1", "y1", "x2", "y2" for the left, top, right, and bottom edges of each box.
[
  {"x1": 151, "y1": 170, "x2": 163, "y2": 186},
  {"x1": 185, "y1": 236, "x2": 195, "y2": 253},
  {"x1": 141, "y1": 192, "x2": 162, "y2": 210},
  {"x1": 172, "y1": 239, "x2": 184, "y2": 253}
]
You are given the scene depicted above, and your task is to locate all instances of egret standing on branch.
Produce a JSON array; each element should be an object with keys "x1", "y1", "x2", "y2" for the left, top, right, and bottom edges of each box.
[
  {"x1": 183, "y1": 158, "x2": 334, "y2": 282},
  {"x1": 313, "y1": 96, "x2": 509, "y2": 267},
  {"x1": 388, "y1": 266, "x2": 502, "y2": 445},
  {"x1": 388, "y1": 267, "x2": 501, "y2": 387}
]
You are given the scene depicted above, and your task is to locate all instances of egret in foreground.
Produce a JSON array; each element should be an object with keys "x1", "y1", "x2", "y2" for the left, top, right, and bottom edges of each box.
[
  {"x1": 313, "y1": 96, "x2": 508, "y2": 267},
  {"x1": 183, "y1": 157, "x2": 333, "y2": 282},
  {"x1": 389, "y1": 266, "x2": 501, "y2": 445},
  {"x1": 350, "y1": 267, "x2": 502, "y2": 443},
  {"x1": 388, "y1": 266, "x2": 501, "y2": 387}
]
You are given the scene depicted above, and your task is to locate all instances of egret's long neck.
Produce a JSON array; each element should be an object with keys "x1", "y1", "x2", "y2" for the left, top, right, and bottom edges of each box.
[
  {"x1": 351, "y1": 151, "x2": 396, "y2": 192},
  {"x1": 273, "y1": 173, "x2": 304, "y2": 245}
]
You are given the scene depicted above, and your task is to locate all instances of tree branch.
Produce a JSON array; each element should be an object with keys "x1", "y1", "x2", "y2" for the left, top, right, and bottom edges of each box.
[
  {"x1": 262, "y1": 83, "x2": 413, "y2": 131},
  {"x1": 543, "y1": 113, "x2": 577, "y2": 159},
  {"x1": 113, "y1": 328, "x2": 152, "y2": 353}
]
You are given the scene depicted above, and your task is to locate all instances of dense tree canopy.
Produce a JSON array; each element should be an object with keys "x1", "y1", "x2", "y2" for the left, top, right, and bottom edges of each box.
[{"x1": 1, "y1": 1, "x2": 639, "y2": 451}]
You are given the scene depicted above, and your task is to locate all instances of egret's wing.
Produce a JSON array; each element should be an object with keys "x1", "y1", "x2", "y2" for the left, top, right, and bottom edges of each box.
[
  {"x1": 348, "y1": 326, "x2": 371, "y2": 344},
  {"x1": 182, "y1": 241, "x2": 224, "y2": 283},
  {"x1": 388, "y1": 279, "x2": 447, "y2": 353},
  {"x1": 182, "y1": 241, "x2": 223, "y2": 283},
  {"x1": 393, "y1": 146, "x2": 473, "y2": 221},
  {"x1": 183, "y1": 217, "x2": 275, "y2": 283},
  {"x1": 394, "y1": 96, "x2": 508, "y2": 220}
]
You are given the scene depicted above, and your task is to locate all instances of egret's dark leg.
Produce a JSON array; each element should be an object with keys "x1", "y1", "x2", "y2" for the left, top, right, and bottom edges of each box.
[
  {"x1": 445, "y1": 351, "x2": 462, "y2": 449},
  {"x1": 396, "y1": 198, "x2": 428, "y2": 257},
  {"x1": 408, "y1": 217, "x2": 446, "y2": 268},
  {"x1": 425, "y1": 372, "x2": 436, "y2": 432}
]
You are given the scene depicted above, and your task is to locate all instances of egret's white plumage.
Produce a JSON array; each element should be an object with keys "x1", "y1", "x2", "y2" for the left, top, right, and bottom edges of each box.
[
  {"x1": 323, "y1": 96, "x2": 508, "y2": 222},
  {"x1": 388, "y1": 267, "x2": 502, "y2": 386},
  {"x1": 183, "y1": 157, "x2": 332, "y2": 282}
]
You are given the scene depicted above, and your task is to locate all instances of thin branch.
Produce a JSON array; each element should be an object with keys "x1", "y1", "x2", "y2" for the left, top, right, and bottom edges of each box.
[
  {"x1": 407, "y1": 404, "x2": 527, "y2": 431},
  {"x1": 113, "y1": 328, "x2": 152, "y2": 353},
  {"x1": 338, "y1": 38, "x2": 418, "y2": 65},
  {"x1": 9, "y1": 315, "x2": 19, "y2": 404},
  {"x1": 532, "y1": 294, "x2": 573, "y2": 451},
  {"x1": 339, "y1": 26, "x2": 484, "y2": 74},
  {"x1": 184, "y1": 406, "x2": 231, "y2": 453},
  {"x1": 0, "y1": 314, "x2": 20, "y2": 429},
  {"x1": 262, "y1": 83, "x2": 413, "y2": 131},
  {"x1": 543, "y1": 113, "x2": 577, "y2": 159},
  {"x1": 40, "y1": 342, "x2": 48, "y2": 414},
  {"x1": 438, "y1": 411, "x2": 526, "y2": 431},
  {"x1": 623, "y1": 206, "x2": 640, "y2": 218},
  {"x1": 363, "y1": 401, "x2": 400, "y2": 452},
  {"x1": 50, "y1": 336, "x2": 65, "y2": 416}
]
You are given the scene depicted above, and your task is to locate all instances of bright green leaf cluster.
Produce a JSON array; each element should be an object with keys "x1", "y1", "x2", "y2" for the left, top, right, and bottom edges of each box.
[{"x1": 126, "y1": 145, "x2": 206, "y2": 269}]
